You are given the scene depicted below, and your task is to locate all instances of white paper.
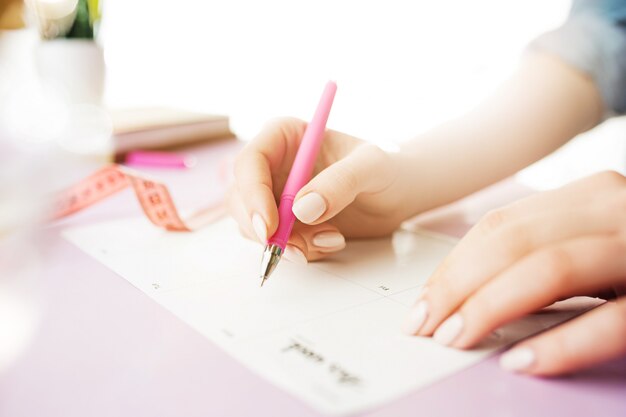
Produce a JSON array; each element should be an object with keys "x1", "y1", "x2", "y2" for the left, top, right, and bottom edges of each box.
[{"x1": 63, "y1": 217, "x2": 579, "y2": 415}]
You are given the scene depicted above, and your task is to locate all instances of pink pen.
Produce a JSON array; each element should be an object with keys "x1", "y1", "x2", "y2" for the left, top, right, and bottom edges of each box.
[
  {"x1": 125, "y1": 151, "x2": 196, "y2": 169},
  {"x1": 259, "y1": 81, "x2": 337, "y2": 286}
]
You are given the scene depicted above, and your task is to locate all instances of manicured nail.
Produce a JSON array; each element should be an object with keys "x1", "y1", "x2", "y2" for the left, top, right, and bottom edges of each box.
[
  {"x1": 500, "y1": 347, "x2": 535, "y2": 372},
  {"x1": 251, "y1": 213, "x2": 267, "y2": 242},
  {"x1": 402, "y1": 300, "x2": 429, "y2": 335},
  {"x1": 434, "y1": 313, "x2": 463, "y2": 346},
  {"x1": 312, "y1": 231, "x2": 345, "y2": 249},
  {"x1": 292, "y1": 193, "x2": 326, "y2": 224},
  {"x1": 284, "y1": 245, "x2": 308, "y2": 265}
]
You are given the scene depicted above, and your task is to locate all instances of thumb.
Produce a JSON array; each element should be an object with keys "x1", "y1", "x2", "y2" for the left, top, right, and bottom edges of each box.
[{"x1": 292, "y1": 144, "x2": 395, "y2": 225}]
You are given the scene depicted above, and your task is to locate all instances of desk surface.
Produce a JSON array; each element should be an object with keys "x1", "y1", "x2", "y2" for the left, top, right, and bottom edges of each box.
[{"x1": 1, "y1": 141, "x2": 624, "y2": 417}]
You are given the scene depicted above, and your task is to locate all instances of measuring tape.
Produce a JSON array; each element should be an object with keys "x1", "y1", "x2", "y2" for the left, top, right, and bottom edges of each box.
[{"x1": 52, "y1": 164, "x2": 225, "y2": 231}]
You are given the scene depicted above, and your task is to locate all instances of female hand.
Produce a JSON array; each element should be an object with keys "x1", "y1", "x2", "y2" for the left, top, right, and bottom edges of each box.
[
  {"x1": 227, "y1": 117, "x2": 408, "y2": 262},
  {"x1": 403, "y1": 171, "x2": 626, "y2": 375}
]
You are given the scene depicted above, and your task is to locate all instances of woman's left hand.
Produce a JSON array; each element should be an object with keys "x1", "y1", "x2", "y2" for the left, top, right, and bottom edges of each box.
[{"x1": 403, "y1": 171, "x2": 626, "y2": 375}]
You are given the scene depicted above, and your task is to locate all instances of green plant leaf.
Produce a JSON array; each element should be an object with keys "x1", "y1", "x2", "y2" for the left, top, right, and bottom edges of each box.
[{"x1": 67, "y1": 0, "x2": 94, "y2": 39}]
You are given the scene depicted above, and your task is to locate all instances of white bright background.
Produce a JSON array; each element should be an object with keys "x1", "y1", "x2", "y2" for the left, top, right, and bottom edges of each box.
[{"x1": 100, "y1": 0, "x2": 626, "y2": 189}]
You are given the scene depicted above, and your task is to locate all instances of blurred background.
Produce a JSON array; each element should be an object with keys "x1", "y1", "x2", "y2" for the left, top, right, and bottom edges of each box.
[
  {"x1": 98, "y1": 0, "x2": 625, "y2": 188},
  {"x1": 2, "y1": 0, "x2": 625, "y2": 186}
]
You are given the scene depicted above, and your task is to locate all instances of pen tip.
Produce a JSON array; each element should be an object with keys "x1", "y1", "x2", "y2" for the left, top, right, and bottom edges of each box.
[{"x1": 260, "y1": 276, "x2": 267, "y2": 287}]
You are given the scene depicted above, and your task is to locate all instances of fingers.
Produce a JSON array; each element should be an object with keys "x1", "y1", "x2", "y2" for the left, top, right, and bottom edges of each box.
[
  {"x1": 403, "y1": 172, "x2": 626, "y2": 340},
  {"x1": 284, "y1": 222, "x2": 347, "y2": 262},
  {"x1": 431, "y1": 235, "x2": 626, "y2": 348},
  {"x1": 500, "y1": 297, "x2": 626, "y2": 376},
  {"x1": 292, "y1": 144, "x2": 396, "y2": 225},
  {"x1": 410, "y1": 205, "x2": 623, "y2": 337},
  {"x1": 233, "y1": 118, "x2": 307, "y2": 240},
  {"x1": 486, "y1": 170, "x2": 626, "y2": 221},
  {"x1": 229, "y1": 182, "x2": 347, "y2": 261},
  {"x1": 440, "y1": 170, "x2": 626, "y2": 267},
  {"x1": 227, "y1": 185, "x2": 259, "y2": 242}
]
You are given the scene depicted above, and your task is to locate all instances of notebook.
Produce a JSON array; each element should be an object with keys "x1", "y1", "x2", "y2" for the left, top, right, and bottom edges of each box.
[
  {"x1": 110, "y1": 107, "x2": 234, "y2": 154},
  {"x1": 63, "y1": 217, "x2": 586, "y2": 415}
]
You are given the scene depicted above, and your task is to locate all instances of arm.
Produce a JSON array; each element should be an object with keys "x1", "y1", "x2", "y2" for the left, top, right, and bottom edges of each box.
[
  {"x1": 229, "y1": 1, "x2": 625, "y2": 262},
  {"x1": 402, "y1": 0, "x2": 626, "y2": 377},
  {"x1": 228, "y1": 54, "x2": 605, "y2": 260},
  {"x1": 396, "y1": 51, "x2": 603, "y2": 218},
  {"x1": 398, "y1": 0, "x2": 626, "y2": 217}
]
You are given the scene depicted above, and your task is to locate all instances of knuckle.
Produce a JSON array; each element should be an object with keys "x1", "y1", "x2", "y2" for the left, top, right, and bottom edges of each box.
[
  {"x1": 350, "y1": 144, "x2": 398, "y2": 193},
  {"x1": 539, "y1": 248, "x2": 573, "y2": 290},
  {"x1": 425, "y1": 256, "x2": 453, "y2": 287},
  {"x1": 343, "y1": 163, "x2": 360, "y2": 191},
  {"x1": 428, "y1": 276, "x2": 461, "y2": 308},
  {"x1": 491, "y1": 223, "x2": 529, "y2": 259},
  {"x1": 478, "y1": 208, "x2": 510, "y2": 235},
  {"x1": 332, "y1": 163, "x2": 360, "y2": 195}
]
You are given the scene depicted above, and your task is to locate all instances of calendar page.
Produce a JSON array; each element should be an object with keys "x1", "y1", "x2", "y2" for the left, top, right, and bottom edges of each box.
[{"x1": 63, "y1": 217, "x2": 580, "y2": 415}]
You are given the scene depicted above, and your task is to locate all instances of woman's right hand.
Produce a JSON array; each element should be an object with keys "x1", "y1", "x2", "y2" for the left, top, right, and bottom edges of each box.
[{"x1": 227, "y1": 117, "x2": 409, "y2": 262}]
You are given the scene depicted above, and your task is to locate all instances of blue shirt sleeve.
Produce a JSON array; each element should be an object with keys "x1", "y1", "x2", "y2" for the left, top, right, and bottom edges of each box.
[{"x1": 529, "y1": 0, "x2": 626, "y2": 117}]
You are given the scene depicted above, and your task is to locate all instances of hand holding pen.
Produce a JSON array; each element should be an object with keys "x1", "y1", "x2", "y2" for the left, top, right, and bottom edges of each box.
[
  {"x1": 226, "y1": 82, "x2": 406, "y2": 268},
  {"x1": 258, "y1": 81, "x2": 337, "y2": 285}
]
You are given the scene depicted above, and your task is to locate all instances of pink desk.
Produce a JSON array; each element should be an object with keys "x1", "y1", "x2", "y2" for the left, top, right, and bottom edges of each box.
[{"x1": 1, "y1": 141, "x2": 624, "y2": 417}]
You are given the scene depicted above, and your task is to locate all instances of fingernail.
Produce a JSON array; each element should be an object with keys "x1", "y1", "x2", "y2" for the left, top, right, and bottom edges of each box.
[
  {"x1": 292, "y1": 193, "x2": 326, "y2": 224},
  {"x1": 402, "y1": 300, "x2": 429, "y2": 335},
  {"x1": 283, "y1": 245, "x2": 308, "y2": 265},
  {"x1": 500, "y1": 347, "x2": 535, "y2": 372},
  {"x1": 312, "y1": 231, "x2": 345, "y2": 249},
  {"x1": 251, "y1": 213, "x2": 267, "y2": 242},
  {"x1": 434, "y1": 313, "x2": 463, "y2": 346}
]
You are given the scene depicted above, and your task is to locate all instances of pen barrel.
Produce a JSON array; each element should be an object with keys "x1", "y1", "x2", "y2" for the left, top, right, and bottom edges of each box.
[
  {"x1": 268, "y1": 81, "x2": 337, "y2": 250},
  {"x1": 280, "y1": 81, "x2": 336, "y2": 197}
]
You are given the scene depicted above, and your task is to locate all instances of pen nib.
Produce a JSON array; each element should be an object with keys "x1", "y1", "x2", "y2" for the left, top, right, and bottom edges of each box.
[{"x1": 259, "y1": 244, "x2": 283, "y2": 288}]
